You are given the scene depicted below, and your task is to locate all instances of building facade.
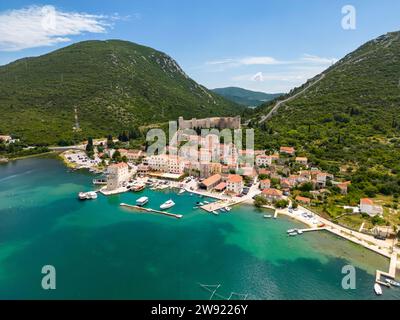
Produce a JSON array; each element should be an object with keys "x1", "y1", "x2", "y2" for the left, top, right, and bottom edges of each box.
[
  {"x1": 360, "y1": 198, "x2": 383, "y2": 217},
  {"x1": 226, "y1": 174, "x2": 244, "y2": 195},
  {"x1": 178, "y1": 116, "x2": 241, "y2": 130},
  {"x1": 256, "y1": 155, "x2": 272, "y2": 167},
  {"x1": 107, "y1": 163, "x2": 130, "y2": 190}
]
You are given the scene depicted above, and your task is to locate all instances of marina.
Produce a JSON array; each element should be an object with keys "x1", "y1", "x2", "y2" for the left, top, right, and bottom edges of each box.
[
  {"x1": 1, "y1": 1, "x2": 400, "y2": 304},
  {"x1": 0, "y1": 157, "x2": 399, "y2": 300}
]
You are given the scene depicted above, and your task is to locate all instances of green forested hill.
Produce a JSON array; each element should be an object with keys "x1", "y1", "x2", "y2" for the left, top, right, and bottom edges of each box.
[
  {"x1": 251, "y1": 31, "x2": 400, "y2": 199},
  {"x1": 0, "y1": 40, "x2": 242, "y2": 145},
  {"x1": 253, "y1": 31, "x2": 400, "y2": 167}
]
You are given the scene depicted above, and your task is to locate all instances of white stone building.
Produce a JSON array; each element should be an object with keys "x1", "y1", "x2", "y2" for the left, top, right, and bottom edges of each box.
[
  {"x1": 107, "y1": 163, "x2": 130, "y2": 191},
  {"x1": 360, "y1": 198, "x2": 383, "y2": 217},
  {"x1": 147, "y1": 155, "x2": 169, "y2": 172},
  {"x1": 147, "y1": 155, "x2": 185, "y2": 175},
  {"x1": 168, "y1": 157, "x2": 186, "y2": 174},
  {"x1": 255, "y1": 155, "x2": 272, "y2": 167},
  {"x1": 226, "y1": 174, "x2": 243, "y2": 195}
]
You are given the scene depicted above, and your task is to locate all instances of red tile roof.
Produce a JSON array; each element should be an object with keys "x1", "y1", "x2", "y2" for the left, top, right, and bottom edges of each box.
[
  {"x1": 202, "y1": 174, "x2": 222, "y2": 187},
  {"x1": 214, "y1": 182, "x2": 227, "y2": 191},
  {"x1": 262, "y1": 188, "x2": 283, "y2": 196},
  {"x1": 296, "y1": 196, "x2": 311, "y2": 203},
  {"x1": 360, "y1": 198, "x2": 374, "y2": 205},
  {"x1": 228, "y1": 174, "x2": 243, "y2": 183},
  {"x1": 280, "y1": 146, "x2": 295, "y2": 154},
  {"x1": 258, "y1": 169, "x2": 271, "y2": 175},
  {"x1": 109, "y1": 162, "x2": 128, "y2": 169}
]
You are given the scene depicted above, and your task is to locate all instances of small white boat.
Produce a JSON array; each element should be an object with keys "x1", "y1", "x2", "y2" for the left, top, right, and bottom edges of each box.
[
  {"x1": 78, "y1": 191, "x2": 97, "y2": 200},
  {"x1": 374, "y1": 283, "x2": 383, "y2": 295},
  {"x1": 386, "y1": 279, "x2": 400, "y2": 287},
  {"x1": 178, "y1": 189, "x2": 185, "y2": 195},
  {"x1": 288, "y1": 232, "x2": 298, "y2": 237},
  {"x1": 287, "y1": 229, "x2": 296, "y2": 234},
  {"x1": 87, "y1": 191, "x2": 98, "y2": 199},
  {"x1": 160, "y1": 200, "x2": 175, "y2": 210},
  {"x1": 297, "y1": 230, "x2": 303, "y2": 235},
  {"x1": 204, "y1": 201, "x2": 210, "y2": 204},
  {"x1": 93, "y1": 178, "x2": 107, "y2": 185},
  {"x1": 264, "y1": 214, "x2": 273, "y2": 219},
  {"x1": 78, "y1": 192, "x2": 87, "y2": 200},
  {"x1": 136, "y1": 196, "x2": 149, "y2": 207},
  {"x1": 198, "y1": 202, "x2": 204, "y2": 206},
  {"x1": 212, "y1": 211, "x2": 219, "y2": 216},
  {"x1": 225, "y1": 207, "x2": 231, "y2": 212},
  {"x1": 220, "y1": 208, "x2": 227, "y2": 212}
]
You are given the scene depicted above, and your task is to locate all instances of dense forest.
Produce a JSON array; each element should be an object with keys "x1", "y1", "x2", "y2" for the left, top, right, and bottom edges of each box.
[{"x1": 0, "y1": 40, "x2": 243, "y2": 145}]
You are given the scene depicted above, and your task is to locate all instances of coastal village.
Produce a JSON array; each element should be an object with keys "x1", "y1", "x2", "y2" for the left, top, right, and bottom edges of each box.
[
  {"x1": 62, "y1": 116, "x2": 388, "y2": 225},
  {"x1": 4, "y1": 116, "x2": 400, "y2": 291}
]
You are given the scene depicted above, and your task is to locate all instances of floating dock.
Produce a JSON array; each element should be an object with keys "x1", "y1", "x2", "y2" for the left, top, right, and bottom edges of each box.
[{"x1": 120, "y1": 203, "x2": 183, "y2": 219}]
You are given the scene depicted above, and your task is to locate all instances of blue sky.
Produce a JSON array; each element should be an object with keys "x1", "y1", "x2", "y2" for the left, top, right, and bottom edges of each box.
[{"x1": 0, "y1": 1, "x2": 399, "y2": 93}]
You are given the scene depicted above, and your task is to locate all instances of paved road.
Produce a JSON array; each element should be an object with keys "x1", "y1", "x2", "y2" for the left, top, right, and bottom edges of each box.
[
  {"x1": 258, "y1": 73, "x2": 326, "y2": 124},
  {"x1": 49, "y1": 145, "x2": 86, "y2": 151}
]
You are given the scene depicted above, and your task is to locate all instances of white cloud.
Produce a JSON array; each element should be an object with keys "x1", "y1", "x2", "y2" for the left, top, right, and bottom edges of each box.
[
  {"x1": 240, "y1": 56, "x2": 281, "y2": 65},
  {"x1": 202, "y1": 53, "x2": 338, "y2": 92},
  {"x1": 205, "y1": 54, "x2": 336, "y2": 70},
  {"x1": 233, "y1": 72, "x2": 305, "y2": 83},
  {"x1": 0, "y1": 5, "x2": 116, "y2": 51},
  {"x1": 251, "y1": 72, "x2": 265, "y2": 82},
  {"x1": 206, "y1": 56, "x2": 283, "y2": 69}
]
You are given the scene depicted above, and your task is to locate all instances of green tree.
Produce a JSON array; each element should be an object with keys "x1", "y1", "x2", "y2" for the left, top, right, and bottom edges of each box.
[
  {"x1": 107, "y1": 135, "x2": 115, "y2": 149},
  {"x1": 86, "y1": 137, "x2": 94, "y2": 152},
  {"x1": 275, "y1": 199, "x2": 289, "y2": 208},
  {"x1": 254, "y1": 195, "x2": 269, "y2": 208}
]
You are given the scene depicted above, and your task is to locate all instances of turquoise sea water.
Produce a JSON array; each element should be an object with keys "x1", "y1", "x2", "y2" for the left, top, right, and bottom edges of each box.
[{"x1": 0, "y1": 156, "x2": 399, "y2": 300}]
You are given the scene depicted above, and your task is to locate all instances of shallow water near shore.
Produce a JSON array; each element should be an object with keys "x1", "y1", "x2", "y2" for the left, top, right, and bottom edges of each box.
[{"x1": 0, "y1": 156, "x2": 399, "y2": 300}]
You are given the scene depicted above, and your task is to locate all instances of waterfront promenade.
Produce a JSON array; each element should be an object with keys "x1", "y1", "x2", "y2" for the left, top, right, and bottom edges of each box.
[{"x1": 274, "y1": 205, "x2": 399, "y2": 284}]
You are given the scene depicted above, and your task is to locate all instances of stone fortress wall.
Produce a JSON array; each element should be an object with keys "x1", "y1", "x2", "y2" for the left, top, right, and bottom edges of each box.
[{"x1": 178, "y1": 116, "x2": 241, "y2": 130}]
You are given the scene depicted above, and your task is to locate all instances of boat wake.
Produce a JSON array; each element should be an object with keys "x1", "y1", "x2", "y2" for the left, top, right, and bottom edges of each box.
[{"x1": 0, "y1": 170, "x2": 35, "y2": 182}]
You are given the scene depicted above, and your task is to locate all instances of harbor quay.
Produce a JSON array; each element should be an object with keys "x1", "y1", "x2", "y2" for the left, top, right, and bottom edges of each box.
[{"x1": 64, "y1": 116, "x2": 399, "y2": 295}]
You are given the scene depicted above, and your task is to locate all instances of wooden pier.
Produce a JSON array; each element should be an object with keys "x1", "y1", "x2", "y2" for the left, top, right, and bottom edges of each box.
[{"x1": 120, "y1": 203, "x2": 183, "y2": 219}]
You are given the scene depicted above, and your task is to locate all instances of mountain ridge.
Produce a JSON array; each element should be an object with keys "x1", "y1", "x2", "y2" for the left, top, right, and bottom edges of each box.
[
  {"x1": 0, "y1": 39, "x2": 243, "y2": 145},
  {"x1": 251, "y1": 30, "x2": 400, "y2": 178},
  {"x1": 212, "y1": 86, "x2": 283, "y2": 107}
]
